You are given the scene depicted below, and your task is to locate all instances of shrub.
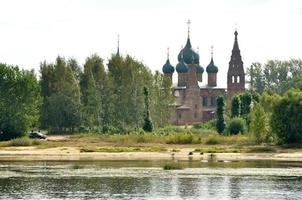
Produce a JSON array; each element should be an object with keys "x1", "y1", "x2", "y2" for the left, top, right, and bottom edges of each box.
[
  {"x1": 8, "y1": 137, "x2": 41, "y2": 146},
  {"x1": 165, "y1": 132, "x2": 200, "y2": 144},
  {"x1": 227, "y1": 117, "x2": 246, "y2": 135},
  {"x1": 205, "y1": 134, "x2": 221, "y2": 145},
  {"x1": 271, "y1": 89, "x2": 302, "y2": 144}
]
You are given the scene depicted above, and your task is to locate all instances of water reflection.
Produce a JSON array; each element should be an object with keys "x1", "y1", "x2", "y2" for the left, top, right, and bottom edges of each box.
[{"x1": 0, "y1": 161, "x2": 302, "y2": 200}]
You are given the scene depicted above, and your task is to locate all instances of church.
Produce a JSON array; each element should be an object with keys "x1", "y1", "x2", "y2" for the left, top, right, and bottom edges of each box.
[{"x1": 162, "y1": 25, "x2": 245, "y2": 125}]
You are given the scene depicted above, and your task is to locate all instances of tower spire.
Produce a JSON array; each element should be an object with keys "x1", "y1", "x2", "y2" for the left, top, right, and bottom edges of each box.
[
  {"x1": 167, "y1": 47, "x2": 170, "y2": 60},
  {"x1": 211, "y1": 45, "x2": 214, "y2": 60},
  {"x1": 117, "y1": 34, "x2": 120, "y2": 56},
  {"x1": 187, "y1": 19, "x2": 191, "y2": 38}
]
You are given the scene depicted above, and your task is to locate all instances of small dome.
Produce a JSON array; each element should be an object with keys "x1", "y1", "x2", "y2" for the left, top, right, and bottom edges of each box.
[
  {"x1": 176, "y1": 57, "x2": 188, "y2": 73},
  {"x1": 177, "y1": 38, "x2": 199, "y2": 65},
  {"x1": 196, "y1": 65, "x2": 204, "y2": 74},
  {"x1": 206, "y1": 58, "x2": 218, "y2": 73},
  {"x1": 162, "y1": 59, "x2": 175, "y2": 74}
]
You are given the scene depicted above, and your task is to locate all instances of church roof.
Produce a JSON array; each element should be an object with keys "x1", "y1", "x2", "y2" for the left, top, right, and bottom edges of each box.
[
  {"x1": 162, "y1": 59, "x2": 175, "y2": 74},
  {"x1": 176, "y1": 56, "x2": 188, "y2": 73},
  {"x1": 206, "y1": 58, "x2": 218, "y2": 73},
  {"x1": 177, "y1": 37, "x2": 200, "y2": 65}
]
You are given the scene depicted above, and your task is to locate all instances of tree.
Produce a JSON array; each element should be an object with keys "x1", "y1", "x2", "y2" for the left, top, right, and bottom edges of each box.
[
  {"x1": 250, "y1": 103, "x2": 267, "y2": 144},
  {"x1": 80, "y1": 54, "x2": 106, "y2": 131},
  {"x1": 271, "y1": 89, "x2": 302, "y2": 143},
  {"x1": 247, "y1": 59, "x2": 302, "y2": 94},
  {"x1": 40, "y1": 56, "x2": 81, "y2": 133},
  {"x1": 216, "y1": 96, "x2": 225, "y2": 134},
  {"x1": 248, "y1": 62, "x2": 265, "y2": 93},
  {"x1": 231, "y1": 95, "x2": 241, "y2": 118},
  {"x1": 0, "y1": 64, "x2": 41, "y2": 140},
  {"x1": 143, "y1": 86, "x2": 153, "y2": 132},
  {"x1": 239, "y1": 92, "x2": 252, "y2": 117},
  {"x1": 227, "y1": 117, "x2": 246, "y2": 135}
]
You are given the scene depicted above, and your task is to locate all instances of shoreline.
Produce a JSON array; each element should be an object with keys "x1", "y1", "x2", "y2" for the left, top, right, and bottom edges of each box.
[{"x1": 1, "y1": 147, "x2": 302, "y2": 162}]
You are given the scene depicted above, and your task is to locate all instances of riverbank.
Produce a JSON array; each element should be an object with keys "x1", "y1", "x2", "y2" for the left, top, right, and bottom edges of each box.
[
  {"x1": 1, "y1": 135, "x2": 302, "y2": 162},
  {"x1": 1, "y1": 146, "x2": 302, "y2": 162}
]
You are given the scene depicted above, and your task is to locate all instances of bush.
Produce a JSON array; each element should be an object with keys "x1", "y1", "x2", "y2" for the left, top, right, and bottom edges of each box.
[
  {"x1": 205, "y1": 134, "x2": 221, "y2": 145},
  {"x1": 271, "y1": 89, "x2": 302, "y2": 144},
  {"x1": 8, "y1": 137, "x2": 41, "y2": 147},
  {"x1": 165, "y1": 132, "x2": 200, "y2": 144},
  {"x1": 227, "y1": 117, "x2": 246, "y2": 135}
]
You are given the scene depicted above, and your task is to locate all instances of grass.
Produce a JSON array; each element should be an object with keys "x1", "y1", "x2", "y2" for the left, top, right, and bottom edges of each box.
[
  {"x1": 194, "y1": 145, "x2": 277, "y2": 153},
  {"x1": 2, "y1": 137, "x2": 42, "y2": 147},
  {"x1": 163, "y1": 163, "x2": 183, "y2": 170},
  {"x1": 80, "y1": 146, "x2": 167, "y2": 153}
]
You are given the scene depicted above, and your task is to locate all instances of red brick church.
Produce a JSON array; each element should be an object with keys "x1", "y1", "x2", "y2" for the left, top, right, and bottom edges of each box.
[{"x1": 162, "y1": 26, "x2": 245, "y2": 125}]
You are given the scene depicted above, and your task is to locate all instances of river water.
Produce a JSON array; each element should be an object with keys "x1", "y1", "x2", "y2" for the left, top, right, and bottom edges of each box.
[{"x1": 0, "y1": 160, "x2": 301, "y2": 200}]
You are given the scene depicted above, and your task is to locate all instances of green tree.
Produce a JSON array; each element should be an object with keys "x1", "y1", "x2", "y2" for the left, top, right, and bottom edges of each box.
[
  {"x1": 40, "y1": 56, "x2": 81, "y2": 133},
  {"x1": 231, "y1": 95, "x2": 241, "y2": 118},
  {"x1": 143, "y1": 86, "x2": 153, "y2": 132},
  {"x1": 0, "y1": 64, "x2": 41, "y2": 140},
  {"x1": 216, "y1": 96, "x2": 225, "y2": 134},
  {"x1": 227, "y1": 117, "x2": 246, "y2": 135},
  {"x1": 271, "y1": 89, "x2": 302, "y2": 143},
  {"x1": 250, "y1": 103, "x2": 267, "y2": 144},
  {"x1": 80, "y1": 54, "x2": 107, "y2": 131}
]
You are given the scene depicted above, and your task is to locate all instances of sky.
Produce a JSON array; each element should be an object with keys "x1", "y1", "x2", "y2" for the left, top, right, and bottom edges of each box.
[{"x1": 0, "y1": 0, "x2": 301, "y2": 86}]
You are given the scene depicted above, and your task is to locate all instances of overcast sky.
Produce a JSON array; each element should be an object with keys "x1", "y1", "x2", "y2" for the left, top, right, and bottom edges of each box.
[{"x1": 0, "y1": 0, "x2": 301, "y2": 86}]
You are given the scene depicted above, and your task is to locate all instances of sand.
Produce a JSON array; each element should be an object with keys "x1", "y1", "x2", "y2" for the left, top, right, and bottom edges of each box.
[{"x1": 1, "y1": 146, "x2": 302, "y2": 162}]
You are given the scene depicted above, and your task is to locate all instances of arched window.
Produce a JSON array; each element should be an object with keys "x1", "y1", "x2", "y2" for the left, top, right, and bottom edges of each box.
[
  {"x1": 232, "y1": 76, "x2": 235, "y2": 83},
  {"x1": 237, "y1": 76, "x2": 240, "y2": 83}
]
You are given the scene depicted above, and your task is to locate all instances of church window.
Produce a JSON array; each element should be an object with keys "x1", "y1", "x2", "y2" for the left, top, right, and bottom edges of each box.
[
  {"x1": 203, "y1": 97, "x2": 208, "y2": 107},
  {"x1": 211, "y1": 96, "x2": 216, "y2": 107},
  {"x1": 237, "y1": 76, "x2": 240, "y2": 83},
  {"x1": 232, "y1": 76, "x2": 235, "y2": 83}
]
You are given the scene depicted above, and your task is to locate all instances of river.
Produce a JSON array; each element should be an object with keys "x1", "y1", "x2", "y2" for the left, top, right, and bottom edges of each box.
[{"x1": 0, "y1": 160, "x2": 301, "y2": 200}]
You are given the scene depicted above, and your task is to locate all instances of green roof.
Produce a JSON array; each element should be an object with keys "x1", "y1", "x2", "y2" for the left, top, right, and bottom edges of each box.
[
  {"x1": 206, "y1": 58, "x2": 218, "y2": 73},
  {"x1": 177, "y1": 38, "x2": 199, "y2": 65},
  {"x1": 176, "y1": 57, "x2": 188, "y2": 73},
  {"x1": 162, "y1": 59, "x2": 175, "y2": 74}
]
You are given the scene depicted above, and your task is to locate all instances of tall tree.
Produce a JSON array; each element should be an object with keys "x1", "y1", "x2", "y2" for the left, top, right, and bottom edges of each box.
[
  {"x1": 250, "y1": 103, "x2": 267, "y2": 144},
  {"x1": 80, "y1": 54, "x2": 106, "y2": 131},
  {"x1": 231, "y1": 95, "x2": 241, "y2": 118},
  {"x1": 216, "y1": 96, "x2": 226, "y2": 134},
  {"x1": 40, "y1": 56, "x2": 81, "y2": 133},
  {"x1": 0, "y1": 64, "x2": 41, "y2": 140},
  {"x1": 143, "y1": 86, "x2": 153, "y2": 132}
]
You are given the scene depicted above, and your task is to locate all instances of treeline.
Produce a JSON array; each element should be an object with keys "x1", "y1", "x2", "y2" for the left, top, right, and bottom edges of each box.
[
  {"x1": 40, "y1": 54, "x2": 174, "y2": 133},
  {"x1": 0, "y1": 53, "x2": 174, "y2": 140},
  {"x1": 213, "y1": 59, "x2": 302, "y2": 144}
]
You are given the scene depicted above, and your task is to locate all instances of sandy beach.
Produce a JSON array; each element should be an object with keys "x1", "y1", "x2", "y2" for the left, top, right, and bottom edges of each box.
[{"x1": 1, "y1": 146, "x2": 302, "y2": 162}]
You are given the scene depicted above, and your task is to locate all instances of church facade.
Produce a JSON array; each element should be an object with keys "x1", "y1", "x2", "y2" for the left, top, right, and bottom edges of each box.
[{"x1": 162, "y1": 30, "x2": 245, "y2": 125}]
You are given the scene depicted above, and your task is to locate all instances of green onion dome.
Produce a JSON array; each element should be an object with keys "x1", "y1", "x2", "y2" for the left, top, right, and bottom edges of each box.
[
  {"x1": 206, "y1": 58, "x2": 218, "y2": 73},
  {"x1": 196, "y1": 65, "x2": 204, "y2": 74},
  {"x1": 162, "y1": 59, "x2": 175, "y2": 74},
  {"x1": 177, "y1": 38, "x2": 200, "y2": 65},
  {"x1": 176, "y1": 56, "x2": 188, "y2": 73}
]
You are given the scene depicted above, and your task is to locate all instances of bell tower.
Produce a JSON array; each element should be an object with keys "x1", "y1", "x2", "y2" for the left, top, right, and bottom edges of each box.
[{"x1": 227, "y1": 30, "x2": 245, "y2": 99}]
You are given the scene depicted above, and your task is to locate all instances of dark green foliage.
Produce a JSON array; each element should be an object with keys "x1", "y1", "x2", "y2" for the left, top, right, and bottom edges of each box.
[
  {"x1": 227, "y1": 117, "x2": 246, "y2": 135},
  {"x1": 216, "y1": 96, "x2": 225, "y2": 134},
  {"x1": 143, "y1": 86, "x2": 153, "y2": 132},
  {"x1": 271, "y1": 89, "x2": 302, "y2": 143},
  {"x1": 239, "y1": 92, "x2": 252, "y2": 116},
  {"x1": 0, "y1": 64, "x2": 41, "y2": 140},
  {"x1": 40, "y1": 56, "x2": 81, "y2": 133},
  {"x1": 231, "y1": 96, "x2": 241, "y2": 118}
]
